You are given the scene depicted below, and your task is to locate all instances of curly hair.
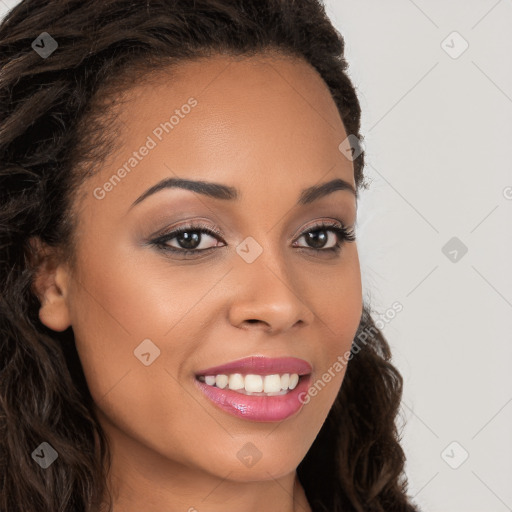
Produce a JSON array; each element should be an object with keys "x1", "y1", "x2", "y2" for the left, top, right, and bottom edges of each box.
[{"x1": 0, "y1": 1, "x2": 420, "y2": 511}]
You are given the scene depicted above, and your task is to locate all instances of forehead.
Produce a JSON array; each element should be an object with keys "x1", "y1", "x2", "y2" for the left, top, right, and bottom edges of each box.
[
  {"x1": 78, "y1": 52, "x2": 354, "y2": 218},
  {"x1": 119, "y1": 51, "x2": 341, "y2": 120}
]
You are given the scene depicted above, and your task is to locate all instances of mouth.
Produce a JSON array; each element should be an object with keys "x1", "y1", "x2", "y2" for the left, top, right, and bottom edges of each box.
[
  {"x1": 194, "y1": 355, "x2": 311, "y2": 395},
  {"x1": 195, "y1": 372, "x2": 308, "y2": 396},
  {"x1": 193, "y1": 356, "x2": 312, "y2": 421}
]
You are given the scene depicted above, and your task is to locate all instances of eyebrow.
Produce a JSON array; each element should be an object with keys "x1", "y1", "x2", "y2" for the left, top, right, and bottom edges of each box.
[{"x1": 129, "y1": 177, "x2": 357, "y2": 210}]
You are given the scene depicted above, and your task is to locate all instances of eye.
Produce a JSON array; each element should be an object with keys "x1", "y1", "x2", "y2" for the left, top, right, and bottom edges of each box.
[
  {"x1": 149, "y1": 219, "x2": 355, "y2": 258},
  {"x1": 293, "y1": 220, "x2": 356, "y2": 253},
  {"x1": 151, "y1": 221, "x2": 224, "y2": 255}
]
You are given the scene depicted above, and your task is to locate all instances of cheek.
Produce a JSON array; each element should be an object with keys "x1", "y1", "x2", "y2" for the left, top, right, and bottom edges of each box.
[
  {"x1": 306, "y1": 248, "x2": 362, "y2": 404},
  {"x1": 67, "y1": 259, "x2": 204, "y2": 464},
  {"x1": 316, "y1": 246, "x2": 362, "y2": 345},
  {"x1": 70, "y1": 235, "x2": 231, "y2": 342},
  {"x1": 65, "y1": 242, "x2": 232, "y2": 449}
]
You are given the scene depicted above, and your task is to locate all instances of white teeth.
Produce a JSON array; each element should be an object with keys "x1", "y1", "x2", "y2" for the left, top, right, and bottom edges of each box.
[
  {"x1": 215, "y1": 374, "x2": 228, "y2": 389},
  {"x1": 245, "y1": 374, "x2": 263, "y2": 392},
  {"x1": 289, "y1": 373, "x2": 299, "y2": 390},
  {"x1": 263, "y1": 374, "x2": 282, "y2": 393},
  {"x1": 199, "y1": 372, "x2": 302, "y2": 394},
  {"x1": 228, "y1": 373, "x2": 245, "y2": 390},
  {"x1": 205, "y1": 375, "x2": 216, "y2": 386}
]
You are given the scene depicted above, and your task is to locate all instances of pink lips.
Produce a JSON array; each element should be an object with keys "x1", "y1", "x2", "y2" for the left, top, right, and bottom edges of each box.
[
  {"x1": 194, "y1": 355, "x2": 312, "y2": 422},
  {"x1": 195, "y1": 355, "x2": 312, "y2": 377}
]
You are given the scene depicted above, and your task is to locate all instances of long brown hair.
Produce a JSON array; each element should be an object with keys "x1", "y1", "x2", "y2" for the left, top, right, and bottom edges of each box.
[{"x1": 0, "y1": 1, "x2": 420, "y2": 511}]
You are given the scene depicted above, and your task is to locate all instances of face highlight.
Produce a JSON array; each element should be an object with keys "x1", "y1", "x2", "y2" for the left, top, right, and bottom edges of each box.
[{"x1": 39, "y1": 52, "x2": 363, "y2": 510}]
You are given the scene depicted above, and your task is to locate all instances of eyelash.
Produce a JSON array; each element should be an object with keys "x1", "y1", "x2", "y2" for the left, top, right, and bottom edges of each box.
[{"x1": 150, "y1": 220, "x2": 356, "y2": 258}]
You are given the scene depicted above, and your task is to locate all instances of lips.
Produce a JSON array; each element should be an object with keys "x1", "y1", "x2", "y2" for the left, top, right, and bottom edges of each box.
[
  {"x1": 194, "y1": 373, "x2": 312, "y2": 422},
  {"x1": 195, "y1": 355, "x2": 312, "y2": 377}
]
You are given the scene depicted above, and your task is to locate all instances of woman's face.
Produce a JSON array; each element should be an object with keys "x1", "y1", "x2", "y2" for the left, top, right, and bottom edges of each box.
[{"x1": 39, "y1": 52, "x2": 362, "y2": 494}]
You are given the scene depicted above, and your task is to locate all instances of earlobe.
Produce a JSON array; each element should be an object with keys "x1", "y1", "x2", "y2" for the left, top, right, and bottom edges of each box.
[
  {"x1": 29, "y1": 238, "x2": 72, "y2": 332},
  {"x1": 37, "y1": 265, "x2": 72, "y2": 332}
]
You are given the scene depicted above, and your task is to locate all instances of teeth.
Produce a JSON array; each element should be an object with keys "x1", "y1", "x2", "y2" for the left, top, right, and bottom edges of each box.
[
  {"x1": 199, "y1": 372, "x2": 302, "y2": 395},
  {"x1": 245, "y1": 374, "x2": 263, "y2": 392},
  {"x1": 215, "y1": 374, "x2": 228, "y2": 389},
  {"x1": 228, "y1": 373, "x2": 244, "y2": 390},
  {"x1": 205, "y1": 375, "x2": 216, "y2": 386},
  {"x1": 263, "y1": 374, "x2": 282, "y2": 393}
]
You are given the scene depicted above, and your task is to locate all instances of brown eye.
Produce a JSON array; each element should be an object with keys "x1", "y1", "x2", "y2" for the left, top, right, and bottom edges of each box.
[
  {"x1": 151, "y1": 222, "x2": 225, "y2": 256},
  {"x1": 293, "y1": 221, "x2": 356, "y2": 253},
  {"x1": 297, "y1": 228, "x2": 338, "y2": 250},
  {"x1": 162, "y1": 229, "x2": 219, "y2": 251}
]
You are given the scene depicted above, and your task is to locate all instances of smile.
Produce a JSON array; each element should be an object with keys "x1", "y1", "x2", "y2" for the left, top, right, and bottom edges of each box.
[
  {"x1": 196, "y1": 372, "x2": 300, "y2": 395},
  {"x1": 194, "y1": 373, "x2": 311, "y2": 422}
]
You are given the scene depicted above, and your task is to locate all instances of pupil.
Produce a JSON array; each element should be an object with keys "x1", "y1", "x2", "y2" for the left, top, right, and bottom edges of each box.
[
  {"x1": 178, "y1": 231, "x2": 200, "y2": 249},
  {"x1": 306, "y1": 230, "x2": 327, "y2": 249}
]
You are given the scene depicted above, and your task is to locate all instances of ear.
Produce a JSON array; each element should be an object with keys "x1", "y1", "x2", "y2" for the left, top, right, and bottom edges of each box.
[{"x1": 28, "y1": 237, "x2": 72, "y2": 332}]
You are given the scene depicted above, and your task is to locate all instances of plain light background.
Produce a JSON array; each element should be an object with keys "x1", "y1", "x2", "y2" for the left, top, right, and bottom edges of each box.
[
  {"x1": 1, "y1": 1, "x2": 511, "y2": 511},
  {"x1": 324, "y1": 1, "x2": 512, "y2": 511}
]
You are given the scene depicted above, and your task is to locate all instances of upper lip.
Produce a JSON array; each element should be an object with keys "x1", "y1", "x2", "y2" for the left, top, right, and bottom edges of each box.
[{"x1": 195, "y1": 355, "x2": 312, "y2": 377}]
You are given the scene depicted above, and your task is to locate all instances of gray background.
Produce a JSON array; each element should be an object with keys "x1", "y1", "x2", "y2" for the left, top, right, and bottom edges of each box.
[
  {"x1": 1, "y1": 0, "x2": 511, "y2": 510},
  {"x1": 325, "y1": 1, "x2": 512, "y2": 511}
]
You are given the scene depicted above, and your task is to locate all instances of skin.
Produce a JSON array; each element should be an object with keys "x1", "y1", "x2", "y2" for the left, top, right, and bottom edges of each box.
[{"x1": 33, "y1": 51, "x2": 362, "y2": 512}]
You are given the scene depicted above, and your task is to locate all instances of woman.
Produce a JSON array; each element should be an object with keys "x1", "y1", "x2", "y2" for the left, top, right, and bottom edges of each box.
[{"x1": 0, "y1": 1, "x2": 420, "y2": 511}]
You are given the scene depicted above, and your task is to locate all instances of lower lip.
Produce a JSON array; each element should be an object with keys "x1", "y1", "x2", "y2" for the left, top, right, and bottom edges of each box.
[{"x1": 194, "y1": 375, "x2": 311, "y2": 422}]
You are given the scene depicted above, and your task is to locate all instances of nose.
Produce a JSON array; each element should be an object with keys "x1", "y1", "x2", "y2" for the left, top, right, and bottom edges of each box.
[{"x1": 227, "y1": 249, "x2": 315, "y2": 334}]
